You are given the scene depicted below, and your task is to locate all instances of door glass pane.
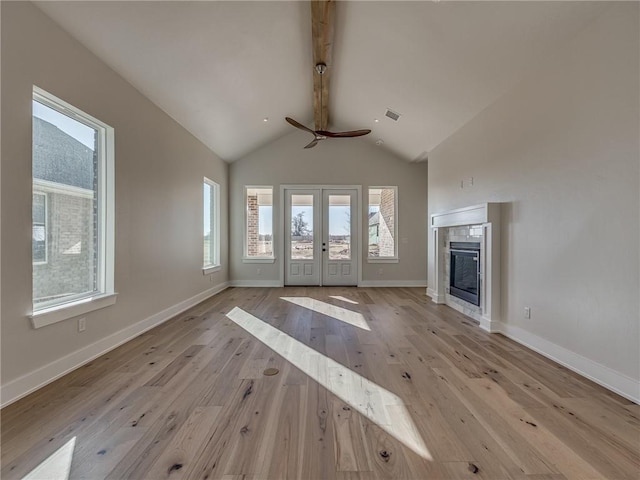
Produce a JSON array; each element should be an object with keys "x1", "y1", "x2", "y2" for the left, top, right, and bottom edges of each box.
[
  {"x1": 291, "y1": 194, "x2": 313, "y2": 259},
  {"x1": 328, "y1": 195, "x2": 351, "y2": 260}
]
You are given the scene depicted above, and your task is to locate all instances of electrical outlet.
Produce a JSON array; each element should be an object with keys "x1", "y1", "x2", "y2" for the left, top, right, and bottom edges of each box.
[
  {"x1": 469, "y1": 176, "x2": 474, "y2": 186},
  {"x1": 78, "y1": 317, "x2": 86, "y2": 332},
  {"x1": 257, "y1": 268, "x2": 261, "y2": 276},
  {"x1": 524, "y1": 307, "x2": 531, "y2": 319},
  {"x1": 378, "y1": 268, "x2": 384, "y2": 276}
]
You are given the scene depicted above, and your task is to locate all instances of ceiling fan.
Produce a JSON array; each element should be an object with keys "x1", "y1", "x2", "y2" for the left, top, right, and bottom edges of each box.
[
  {"x1": 285, "y1": 64, "x2": 371, "y2": 149},
  {"x1": 286, "y1": 1, "x2": 371, "y2": 149},
  {"x1": 286, "y1": 113, "x2": 371, "y2": 149}
]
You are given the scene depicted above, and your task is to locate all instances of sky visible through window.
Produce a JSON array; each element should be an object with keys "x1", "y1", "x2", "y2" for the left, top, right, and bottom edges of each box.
[
  {"x1": 259, "y1": 206, "x2": 271, "y2": 235},
  {"x1": 33, "y1": 100, "x2": 96, "y2": 150}
]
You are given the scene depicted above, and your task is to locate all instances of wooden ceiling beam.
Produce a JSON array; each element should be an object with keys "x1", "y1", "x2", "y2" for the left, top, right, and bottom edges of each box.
[{"x1": 311, "y1": 0, "x2": 335, "y2": 131}]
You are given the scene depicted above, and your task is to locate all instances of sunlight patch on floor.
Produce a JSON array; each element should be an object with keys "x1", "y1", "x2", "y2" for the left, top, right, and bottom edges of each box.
[
  {"x1": 22, "y1": 436, "x2": 76, "y2": 480},
  {"x1": 280, "y1": 296, "x2": 369, "y2": 331},
  {"x1": 226, "y1": 307, "x2": 432, "y2": 460},
  {"x1": 329, "y1": 295, "x2": 359, "y2": 305}
]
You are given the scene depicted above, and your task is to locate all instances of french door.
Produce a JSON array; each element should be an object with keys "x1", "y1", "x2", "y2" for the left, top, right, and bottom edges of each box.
[{"x1": 284, "y1": 187, "x2": 358, "y2": 286}]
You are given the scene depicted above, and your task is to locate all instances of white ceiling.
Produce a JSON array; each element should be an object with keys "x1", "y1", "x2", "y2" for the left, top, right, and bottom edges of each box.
[{"x1": 36, "y1": 1, "x2": 608, "y2": 162}]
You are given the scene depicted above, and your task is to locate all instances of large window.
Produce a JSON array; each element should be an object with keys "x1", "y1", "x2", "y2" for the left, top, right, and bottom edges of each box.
[
  {"x1": 368, "y1": 187, "x2": 398, "y2": 260},
  {"x1": 203, "y1": 178, "x2": 220, "y2": 270},
  {"x1": 32, "y1": 87, "x2": 115, "y2": 320},
  {"x1": 244, "y1": 186, "x2": 273, "y2": 259}
]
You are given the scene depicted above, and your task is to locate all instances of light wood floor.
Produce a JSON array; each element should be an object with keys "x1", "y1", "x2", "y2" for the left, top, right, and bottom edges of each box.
[{"x1": 2, "y1": 287, "x2": 639, "y2": 480}]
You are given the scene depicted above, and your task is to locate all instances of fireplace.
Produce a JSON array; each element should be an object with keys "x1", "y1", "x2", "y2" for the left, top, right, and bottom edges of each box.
[
  {"x1": 429, "y1": 203, "x2": 500, "y2": 332},
  {"x1": 449, "y1": 242, "x2": 480, "y2": 306}
]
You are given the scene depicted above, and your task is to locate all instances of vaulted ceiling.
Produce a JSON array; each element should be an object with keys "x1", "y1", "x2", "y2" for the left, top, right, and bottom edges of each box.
[{"x1": 35, "y1": 1, "x2": 608, "y2": 162}]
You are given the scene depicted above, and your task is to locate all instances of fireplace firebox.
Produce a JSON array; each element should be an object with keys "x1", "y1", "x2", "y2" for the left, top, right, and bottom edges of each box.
[{"x1": 449, "y1": 242, "x2": 480, "y2": 306}]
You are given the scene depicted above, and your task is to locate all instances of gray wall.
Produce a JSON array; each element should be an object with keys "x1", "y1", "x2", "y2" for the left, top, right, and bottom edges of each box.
[
  {"x1": 428, "y1": 4, "x2": 639, "y2": 389},
  {"x1": 229, "y1": 133, "x2": 428, "y2": 286},
  {"x1": 1, "y1": 2, "x2": 229, "y2": 395}
]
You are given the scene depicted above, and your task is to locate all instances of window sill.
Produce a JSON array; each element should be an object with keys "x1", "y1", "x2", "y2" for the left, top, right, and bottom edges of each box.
[
  {"x1": 367, "y1": 257, "x2": 399, "y2": 264},
  {"x1": 30, "y1": 293, "x2": 118, "y2": 329},
  {"x1": 242, "y1": 257, "x2": 276, "y2": 264},
  {"x1": 202, "y1": 265, "x2": 222, "y2": 275}
]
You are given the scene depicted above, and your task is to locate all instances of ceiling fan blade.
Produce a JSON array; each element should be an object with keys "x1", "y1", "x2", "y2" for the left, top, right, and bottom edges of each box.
[
  {"x1": 285, "y1": 117, "x2": 317, "y2": 136},
  {"x1": 317, "y1": 129, "x2": 372, "y2": 138},
  {"x1": 304, "y1": 139, "x2": 319, "y2": 149}
]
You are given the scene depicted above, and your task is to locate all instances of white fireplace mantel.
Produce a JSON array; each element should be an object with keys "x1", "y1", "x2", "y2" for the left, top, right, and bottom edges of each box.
[{"x1": 428, "y1": 203, "x2": 501, "y2": 333}]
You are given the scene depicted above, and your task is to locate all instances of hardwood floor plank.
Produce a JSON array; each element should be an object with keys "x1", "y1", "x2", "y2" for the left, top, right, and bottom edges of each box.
[
  {"x1": 331, "y1": 397, "x2": 371, "y2": 472},
  {"x1": 143, "y1": 406, "x2": 222, "y2": 480},
  {"x1": 70, "y1": 425, "x2": 148, "y2": 479},
  {"x1": 179, "y1": 378, "x2": 263, "y2": 480},
  {"x1": 524, "y1": 405, "x2": 639, "y2": 479},
  {"x1": 1, "y1": 287, "x2": 637, "y2": 480},
  {"x1": 422, "y1": 368, "x2": 529, "y2": 479},
  {"x1": 553, "y1": 396, "x2": 640, "y2": 452},
  {"x1": 104, "y1": 374, "x2": 215, "y2": 479},
  {"x1": 450, "y1": 375, "x2": 607, "y2": 480},
  {"x1": 360, "y1": 422, "x2": 417, "y2": 480},
  {"x1": 441, "y1": 460, "x2": 498, "y2": 480},
  {"x1": 265, "y1": 385, "x2": 305, "y2": 480},
  {"x1": 433, "y1": 367, "x2": 561, "y2": 476},
  {"x1": 144, "y1": 345, "x2": 205, "y2": 387},
  {"x1": 299, "y1": 378, "x2": 337, "y2": 480},
  {"x1": 2, "y1": 372, "x2": 143, "y2": 472}
]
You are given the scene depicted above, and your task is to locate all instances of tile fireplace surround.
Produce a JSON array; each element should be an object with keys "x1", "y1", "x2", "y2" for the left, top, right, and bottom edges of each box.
[{"x1": 428, "y1": 203, "x2": 501, "y2": 332}]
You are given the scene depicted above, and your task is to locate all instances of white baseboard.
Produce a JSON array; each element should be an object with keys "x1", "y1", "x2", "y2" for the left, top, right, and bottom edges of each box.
[
  {"x1": 427, "y1": 288, "x2": 446, "y2": 304},
  {"x1": 498, "y1": 322, "x2": 639, "y2": 404},
  {"x1": 358, "y1": 280, "x2": 427, "y2": 287},
  {"x1": 0, "y1": 282, "x2": 229, "y2": 409},
  {"x1": 229, "y1": 280, "x2": 282, "y2": 287},
  {"x1": 479, "y1": 316, "x2": 499, "y2": 333}
]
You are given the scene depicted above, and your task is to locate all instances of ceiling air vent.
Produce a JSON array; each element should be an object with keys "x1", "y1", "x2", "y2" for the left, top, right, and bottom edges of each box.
[{"x1": 385, "y1": 108, "x2": 401, "y2": 121}]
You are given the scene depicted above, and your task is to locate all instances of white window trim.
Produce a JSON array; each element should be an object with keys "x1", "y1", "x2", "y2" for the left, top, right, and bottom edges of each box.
[
  {"x1": 367, "y1": 185, "x2": 399, "y2": 262},
  {"x1": 243, "y1": 185, "x2": 275, "y2": 262},
  {"x1": 367, "y1": 257, "x2": 399, "y2": 264},
  {"x1": 32, "y1": 191, "x2": 48, "y2": 266},
  {"x1": 202, "y1": 265, "x2": 222, "y2": 274},
  {"x1": 203, "y1": 177, "x2": 220, "y2": 270},
  {"x1": 31, "y1": 87, "x2": 116, "y2": 326},
  {"x1": 241, "y1": 257, "x2": 276, "y2": 264},
  {"x1": 30, "y1": 293, "x2": 118, "y2": 329}
]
